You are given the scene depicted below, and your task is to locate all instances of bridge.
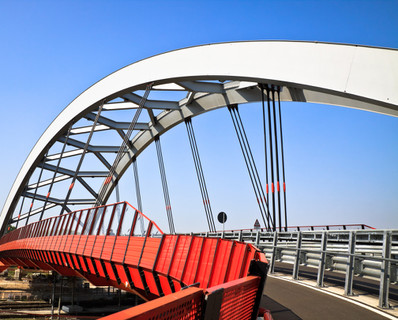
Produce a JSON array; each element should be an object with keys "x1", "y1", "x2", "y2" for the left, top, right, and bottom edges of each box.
[{"x1": 0, "y1": 41, "x2": 397, "y2": 319}]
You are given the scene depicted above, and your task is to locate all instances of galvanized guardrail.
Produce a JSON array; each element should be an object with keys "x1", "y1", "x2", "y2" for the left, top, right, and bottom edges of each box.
[{"x1": 194, "y1": 229, "x2": 398, "y2": 309}]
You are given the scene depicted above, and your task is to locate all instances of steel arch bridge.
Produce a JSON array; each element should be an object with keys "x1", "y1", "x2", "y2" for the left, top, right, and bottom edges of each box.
[
  {"x1": 1, "y1": 41, "x2": 397, "y2": 236},
  {"x1": 0, "y1": 41, "x2": 397, "y2": 318}
]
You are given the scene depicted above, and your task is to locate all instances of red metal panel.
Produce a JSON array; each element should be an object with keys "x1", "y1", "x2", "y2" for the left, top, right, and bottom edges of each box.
[
  {"x1": 172, "y1": 279, "x2": 182, "y2": 291},
  {"x1": 208, "y1": 276, "x2": 260, "y2": 320},
  {"x1": 85, "y1": 257, "x2": 96, "y2": 274},
  {"x1": 98, "y1": 287, "x2": 203, "y2": 320},
  {"x1": 91, "y1": 235, "x2": 106, "y2": 258},
  {"x1": 194, "y1": 237, "x2": 218, "y2": 288},
  {"x1": 157, "y1": 274, "x2": 173, "y2": 295},
  {"x1": 69, "y1": 234, "x2": 81, "y2": 253},
  {"x1": 56, "y1": 235, "x2": 65, "y2": 252},
  {"x1": 139, "y1": 238, "x2": 162, "y2": 270},
  {"x1": 83, "y1": 235, "x2": 96, "y2": 256},
  {"x1": 110, "y1": 236, "x2": 129, "y2": 263},
  {"x1": 143, "y1": 270, "x2": 160, "y2": 296},
  {"x1": 78, "y1": 256, "x2": 88, "y2": 272},
  {"x1": 127, "y1": 266, "x2": 144, "y2": 290},
  {"x1": 241, "y1": 245, "x2": 257, "y2": 278},
  {"x1": 95, "y1": 259, "x2": 106, "y2": 277},
  {"x1": 208, "y1": 240, "x2": 233, "y2": 287},
  {"x1": 101, "y1": 237, "x2": 116, "y2": 261},
  {"x1": 72, "y1": 254, "x2": 80, "y2": 269},
  {"x1": 181, "y1": 237, "x2": 203, "y2": 285},
  {"x1": 60, "y1": 252, "x2": 68, "y2": 266},
  {"x1": 103, "y1": 261, "x2": 117, "y2": 281},
  {"x1": 124, "y1": 237, "x2": 146, "y2": 266},
  {"x1": 153, "y1": 235, "x2": 178, "y2": 274},
  {"x1": 62, "y1": 235, "x2": 74, "y2": 254},
  {"x1": 224, "y1": 242, "x2": 247, "y2": 282},
  {"x1": 115, "y1": 263, "x2": 130, "y2": 288},
  {"x1": 76, "y1": 235, "x2": 87, "y2": 255},
  {"x1": 168, "y1": 235, "x2": 192, "y2": 280}
]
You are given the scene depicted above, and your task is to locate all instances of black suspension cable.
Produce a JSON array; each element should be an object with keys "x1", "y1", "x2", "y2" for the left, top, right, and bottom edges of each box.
[
  {"x1": 233, "y1": 106, "x2": 272, "y2": 228},
  {"x1": 228, "y1": 106, "x2": 272, "y2": 229},
  {"x1": 266, "y1": 87, "x2": 277, "y2": 231},
  {"x1": 260, "y1": 84, "x2": 270, "y2": 207},
  {"x1": 155, "y1": 136, "x2": 176, "y2": 234},
  {"x1": 185, "y1": 118, "x2": 216, "y2": 232},
  {"x1": 186, "y1": 119, "x2": 211, "y2": 230},
  {"x1": 26, "y1": 151, "x2": 48, "y2": 226},
  {"x1": 272, "y1": 88, "x2": 282, "y2": 232},
  {"x1": 277, "y1": 88, "x2": 288, "y2": 231},
  {"x1": 61, "y1": 103, "x2": 104, "y2": 215},
  {"x1": 40, "y1": 126, "x2": 72, "y2": 220},
  {"x1": 96, "y1": 83, "x2": 152, "y2": 206}
]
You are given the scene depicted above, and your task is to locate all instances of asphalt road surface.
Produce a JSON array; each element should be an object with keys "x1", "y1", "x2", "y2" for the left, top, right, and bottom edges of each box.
[{"x1": 261, "y1": 277, "x2": 392, "y2": 320}]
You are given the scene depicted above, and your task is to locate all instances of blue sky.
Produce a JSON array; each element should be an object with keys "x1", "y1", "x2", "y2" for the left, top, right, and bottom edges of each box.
[{"x1": 0, "y1": 0, "x2": 397, "y2": 231}]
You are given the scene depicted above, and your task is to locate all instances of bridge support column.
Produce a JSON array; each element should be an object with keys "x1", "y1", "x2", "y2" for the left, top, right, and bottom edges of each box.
[
  {"x1": 344, "y1": 231, "x2": 356, "y2": 296},
  {"x1": 379, "y1": 230, "x2": 391, "y2": 308},
  {"x1": 292, "y1": 232, "x2": 302, "y2": 280},
  {"x1": 317, "y1": 231, "x2": 328, "y2": 287},
  {"x1": 51, "y1": 271, "x2": 56, "y2": 320},
  {"x1": 270, "y1": 232, "x2": 278, "y2": 274}
]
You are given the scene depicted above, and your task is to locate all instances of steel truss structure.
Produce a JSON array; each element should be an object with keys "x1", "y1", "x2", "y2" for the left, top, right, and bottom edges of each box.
[{"x1": 1, "y1": 41, "x2": 398, "y2": 235}]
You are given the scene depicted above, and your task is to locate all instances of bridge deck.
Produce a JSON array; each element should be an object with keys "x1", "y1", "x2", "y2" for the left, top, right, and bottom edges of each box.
[{"x1": 262, "y1": 276, "x2": 395, "y2": 320}]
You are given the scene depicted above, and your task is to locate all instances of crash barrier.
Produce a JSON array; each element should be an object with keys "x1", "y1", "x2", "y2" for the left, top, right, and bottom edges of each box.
[{"x1": 197, "y1": 229, "x2": 398, "y2": 309}]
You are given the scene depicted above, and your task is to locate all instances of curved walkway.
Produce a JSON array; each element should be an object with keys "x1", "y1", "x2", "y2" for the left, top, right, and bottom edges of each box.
[{"x1": 262, "y1": 276, "x2": 395, "y2": 320}]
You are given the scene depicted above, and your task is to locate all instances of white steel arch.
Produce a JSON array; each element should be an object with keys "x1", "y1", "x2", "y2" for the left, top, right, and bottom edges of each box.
[{"x1": 1, "y1": 41, "x2": 398, "y2": 234}]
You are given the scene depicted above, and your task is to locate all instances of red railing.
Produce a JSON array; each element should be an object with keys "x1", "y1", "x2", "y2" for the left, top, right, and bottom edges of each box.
[
  {"x1": 98, "y1": 275, "x2": 265, "y2": 320},
  {"x1": 0, "y1": 202, "x2": 163, "y2": 246},
  {"x1": 0, "y1": 202, "x2": 266, "y2": 301}
]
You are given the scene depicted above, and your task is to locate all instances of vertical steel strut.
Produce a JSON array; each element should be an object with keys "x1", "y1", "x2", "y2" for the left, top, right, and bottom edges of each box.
[
  {"x1": 155, "y1": 136, "x2": 176, "y2": 234},
  {"x1": 40, "y1": 126, "x2": 72, "y2": 220},
  {"x1": 96, "y1": 83, "x2": 153, "y2": 206},
  {"x1": 61, "y1": 103, "x2": 105, "y2": 215},
  {"x1": 185, "y1": 118, "x2": 216, "y2": 232},
  {"x1": 25, "y1": 151, "x2": 48, "y2": 226}
]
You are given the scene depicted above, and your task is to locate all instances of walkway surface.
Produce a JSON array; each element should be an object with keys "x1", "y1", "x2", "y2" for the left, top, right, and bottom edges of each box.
[{"x1": 262, "y1": 276, "x2": 395, "y2": 320}]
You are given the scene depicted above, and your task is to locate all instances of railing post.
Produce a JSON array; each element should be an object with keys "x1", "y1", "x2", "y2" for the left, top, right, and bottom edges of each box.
[
  {"x1": 344, "y1": 231, "x2": 356, "y2": 296},
  {"x1": 317, "y1": 231, "x2": 327, "y2": 287},
  {"x1": 292, "y1": 231, "x2": 302, "y2": 280},
  {"x1": 255, "y1": 230, "x2": 260, "y2": 246},
  {"x1": 379, "y1": 230, "x2": 391, "y2": 308},
  {"x1": 270, "y1": 232, "x2": 278, "y2": 274},
  {"x1": 238, "y1": 230, "x2": 243, "y2": 242}
]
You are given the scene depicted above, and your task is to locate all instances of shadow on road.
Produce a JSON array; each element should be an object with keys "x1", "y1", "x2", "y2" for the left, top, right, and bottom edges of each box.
[{"x1": 261, "y1": 295, "x2": 302, "y2": 320}]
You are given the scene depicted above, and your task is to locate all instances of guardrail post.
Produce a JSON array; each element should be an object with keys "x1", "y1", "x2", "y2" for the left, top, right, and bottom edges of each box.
[
  {"x1": 317, "y1": 231, "x2": 327, "y2": 287},
  {"x1": 344, "y1": 231, "x2": 356, "y2": 296},
  {"x1": 292, "y1": 232, "x2": 302, "y2": 280},
  {"x1": 379, "y1": 230, "x2": 391, "y2": 308},
  {"x1": 238, "y1": 230, "x2": 243, "y2": 242},
  {"x1": 270, "y1": 232, "x2": 278, "y2": 274},
  {"x1": 255, "y1": 230, "x2": 260, "y2": 246}
]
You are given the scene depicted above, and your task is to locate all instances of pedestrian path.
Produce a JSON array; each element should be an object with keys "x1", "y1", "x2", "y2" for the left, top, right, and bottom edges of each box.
[{"x1": 262, "y1": 275, "x2": 397, "y2": 320}]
